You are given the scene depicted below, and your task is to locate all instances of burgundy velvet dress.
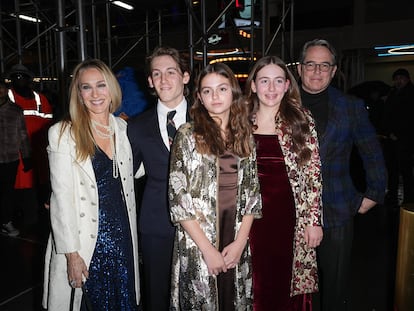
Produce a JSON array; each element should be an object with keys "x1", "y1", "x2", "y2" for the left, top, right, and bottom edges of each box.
[{"x1": 250, "y1": 134, "x2": 306, "y2": 310}]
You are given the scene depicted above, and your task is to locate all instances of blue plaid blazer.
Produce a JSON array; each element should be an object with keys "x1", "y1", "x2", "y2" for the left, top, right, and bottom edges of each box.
[{"x1": 319, "y1": 87, "x2": 386, "y2": 228}]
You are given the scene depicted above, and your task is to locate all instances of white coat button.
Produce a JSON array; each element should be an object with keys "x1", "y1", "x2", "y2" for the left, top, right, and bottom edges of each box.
[{"x1": 80, "y1": 212, "x2": 85, "y2": 217}]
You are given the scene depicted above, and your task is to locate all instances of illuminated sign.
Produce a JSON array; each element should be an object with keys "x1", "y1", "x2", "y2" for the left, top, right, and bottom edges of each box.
[
  {"x1": 208, "y1": 34, "x2": 222, "y2": 45},
  {"x1": 375, "y1": 44, "x2": 414, "y2": 57}
]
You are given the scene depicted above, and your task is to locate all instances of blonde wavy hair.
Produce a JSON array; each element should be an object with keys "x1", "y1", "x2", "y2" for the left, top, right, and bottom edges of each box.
[{"x1": 60, "y1": 58, "x2": 122, "y2": 161}]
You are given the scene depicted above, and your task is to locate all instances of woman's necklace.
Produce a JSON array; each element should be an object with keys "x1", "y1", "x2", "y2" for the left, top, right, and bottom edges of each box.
[{"x1": 91, "y1": 118, "x2": 119, "y2": 179}]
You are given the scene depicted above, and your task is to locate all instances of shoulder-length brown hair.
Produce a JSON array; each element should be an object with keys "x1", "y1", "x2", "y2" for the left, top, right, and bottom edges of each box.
[
  {"x1": 191, "y1": 63, "x2": 253, "y2": 157},
  {"x1": 61, "y1": 58, "x2": 122, "y2": 161},
  {"x1": 246, "y1": 55, "x2": 311, "y2": 165},
  {"x1": 146, "y1": 46, "x2": 191, "y2": 97}
]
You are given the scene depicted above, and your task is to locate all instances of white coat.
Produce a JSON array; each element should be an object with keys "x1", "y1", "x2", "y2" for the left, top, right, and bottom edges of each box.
[{"x1": 42, "y1": 115, "x2": 140, "y2": 310}]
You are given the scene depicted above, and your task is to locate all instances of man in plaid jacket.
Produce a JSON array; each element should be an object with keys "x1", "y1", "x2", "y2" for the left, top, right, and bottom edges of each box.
[{"x1": 297, "y1": 39, "x2": 387, "y2": 311}]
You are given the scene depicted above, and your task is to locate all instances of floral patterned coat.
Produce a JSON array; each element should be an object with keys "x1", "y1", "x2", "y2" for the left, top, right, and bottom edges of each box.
[
  {"x1": 274, "y1": 110, "x2": 323, "y2": 296},
  {"x1": 168, "y1": 122, "x2": 262, "y2": 310}
]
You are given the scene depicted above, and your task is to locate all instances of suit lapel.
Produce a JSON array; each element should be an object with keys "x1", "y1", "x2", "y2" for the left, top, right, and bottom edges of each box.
[
  {"x1": 150, "y1": 107, "x2": 170, "y2": 154},
  {"x1": 63, "y1": 128, "x2": 96, "y2": 184},
  {"x1": 185, "y1": 103, "x2": 191, "y2": 122},
  {"x1": 113, "y1": 115, "x2": 127, "y2": 161},
  {"x1": 319, "y1": 96, "x2": 340, "y2": 159},
  {"x1": 77, "y1": 157, "x2": 96, "y2": 185}
]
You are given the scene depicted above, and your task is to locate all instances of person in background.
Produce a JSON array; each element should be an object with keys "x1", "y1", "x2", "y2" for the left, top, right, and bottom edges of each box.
[
  {"x1": 383, "y1": 68, "x2": 414, "y2": 205},
  {"x1": 7, "y1": 64, "x2": 53, "y2": 226},
  {"x1": 115, "y1": 66, "x2": 149, "y2": 120},
  {"x1": 0, "y1": 79, "x2": 31, "y2": 236},
  {"x1": 42, "y1": 59, "x2": 140, "y2": 310},
  {"x1": 297, "y1": 39, "x2": 387, "y2": 311},
  {"x1": 168, "y1": 63, "x2": 262, "y2": 310},
  {"x1": 245, "y1": 55, "x2": 323, "y2": 310},
  {"x1": 127, "y1": 46, "x2": 191, "y2": 311}
]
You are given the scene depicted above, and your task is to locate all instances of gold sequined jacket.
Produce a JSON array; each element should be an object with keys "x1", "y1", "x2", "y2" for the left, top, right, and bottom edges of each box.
[{"x1": 169, "y1": 122, "x2": 262, "y2": 310}]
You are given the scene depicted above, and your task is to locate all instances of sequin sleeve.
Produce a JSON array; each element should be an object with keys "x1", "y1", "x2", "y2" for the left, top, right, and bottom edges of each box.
[{"x1": 169, "y1": 123, "x2": 197, "y2": 224}]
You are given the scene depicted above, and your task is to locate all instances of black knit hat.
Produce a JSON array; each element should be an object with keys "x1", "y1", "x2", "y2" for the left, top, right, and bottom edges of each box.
[
  {"x1": 7, "y1": 64, "x2": 34, "y2": 79},
  {"x1": 392, "y1": 68, "x2": 410, "y2": 80}
]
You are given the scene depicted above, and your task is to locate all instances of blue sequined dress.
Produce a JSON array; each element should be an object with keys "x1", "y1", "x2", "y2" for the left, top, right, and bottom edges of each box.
[{"x1": 83, "y1": 147, "x2": 137, "y2": 310}]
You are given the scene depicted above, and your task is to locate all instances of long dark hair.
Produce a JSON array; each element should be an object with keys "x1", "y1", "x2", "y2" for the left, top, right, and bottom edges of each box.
[
  {"x1": 191, "y1": 63, "x2": 253, "y2": 157},
  {"x1": 246, "y1": 56, "x2": 312, "y2": 165}
]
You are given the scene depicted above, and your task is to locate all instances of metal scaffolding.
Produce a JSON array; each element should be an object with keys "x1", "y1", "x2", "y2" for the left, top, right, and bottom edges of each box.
[{"x1": 0, "y1": 0, "x2": 294, "y2": 105}]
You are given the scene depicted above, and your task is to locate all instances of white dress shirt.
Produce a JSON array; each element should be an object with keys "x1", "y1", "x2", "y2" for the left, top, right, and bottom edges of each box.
[
  {"x1": 157, "y1": 98, "x2": 188, "y2": 150},
  {"x1": 134, "y1": 97, "x2": 188, "y2": 179}
]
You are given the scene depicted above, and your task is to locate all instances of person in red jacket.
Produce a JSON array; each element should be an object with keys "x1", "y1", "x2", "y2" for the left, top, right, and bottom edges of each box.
[
  {"x1": 7, "y1": 64, "x2": 53, "y2": 226},
  {"x1": 0, "y1": 79, "x2": 32, "y2": 236}
]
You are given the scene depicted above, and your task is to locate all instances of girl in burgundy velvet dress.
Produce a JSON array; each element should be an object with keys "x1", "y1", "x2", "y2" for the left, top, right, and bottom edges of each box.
[{"x1": 245, "y1": 56, "x2": 323, "y2": 311}]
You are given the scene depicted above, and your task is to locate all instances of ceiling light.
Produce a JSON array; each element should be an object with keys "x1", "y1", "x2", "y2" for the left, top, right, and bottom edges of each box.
[
  {"x1": 209, "y1": 56, "x2": 256, "y2": 64},
  {"x1": 10, "y1": 13, "x2": 41, "y2": 23},
  {"x1": 375, "y1": 44, "x2": 414, "y2": 56},
  {"x1": 196, "y1": 49, "x2": 241, "y2": 57},
  {"x1": 112, "y1": 1, "x2": 134, "y2": 10},
  {"x1": 388, "y1": 46, "x2": 414, "y2": 55}
]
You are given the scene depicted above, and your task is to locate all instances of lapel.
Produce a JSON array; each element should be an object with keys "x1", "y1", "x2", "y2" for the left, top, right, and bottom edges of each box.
[
  {"x1": 76, "y1": 153, "x2": 96, "y2": 185},
  {"x1": 113, "y1": 115, "x2": 126, "y2": 162},
  {"x1": 150, "y1": 106, "x2": 170, "y2": 154},
  {"x1": 185, "y1": 101, "x2": 192, "y2": 122},
  {"x1": 275, "y1": 116, "x2": 293, "y2": 164},
  {"x1": 61, "y1": 125, "x2": 96, "y2": 185},
  {"x1": 318, "y1": 88, "x2": 340, "y2": 159}
]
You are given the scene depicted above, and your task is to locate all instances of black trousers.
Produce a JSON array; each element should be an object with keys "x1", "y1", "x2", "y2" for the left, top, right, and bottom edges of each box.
[
  {"x1": 140, "y1": 233, "x2": 175, "y2": 311},
  {"x1": 385, "y1": 139, "x2": 414, "y2": 203},
  {"x1": 397, "y1": 140, "x2": 414, "y2": 202},
  {"x1": 317, "y1": 219, "x2": 354, "y2": 311},
  {"x1": 0, "y1": 160, "x2": 19, "y2": 224}
]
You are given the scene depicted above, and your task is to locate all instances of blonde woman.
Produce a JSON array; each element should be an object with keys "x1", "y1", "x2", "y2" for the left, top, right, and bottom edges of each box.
[{"x1": 42, "y1": 59, "x2": 140, "y2": 310}]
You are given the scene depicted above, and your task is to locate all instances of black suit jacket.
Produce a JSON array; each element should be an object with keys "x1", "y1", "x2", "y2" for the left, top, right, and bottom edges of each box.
[{"x1": 127, "y1": 104, "x2": 190, "y2": 237}]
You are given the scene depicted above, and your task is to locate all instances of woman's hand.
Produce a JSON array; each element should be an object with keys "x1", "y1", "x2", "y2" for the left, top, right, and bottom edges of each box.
[
  {"x1": 66, "y1": 252, "x2": 89, "y2": 288},
  {"x1": 180, "y1": 219, "x2": 228, "y2": 276},
  {"x1": 221, "y1": 214, "x2": 254, "y2": 269},
  {"x1": 222, "y1": 238, "x2": 246, "y2": 269},
  {"x1": 304, "y1": 225, "x2": 323, "y2": 248},
  {"x1": 202, "y1": 246, "x2": 227, "y2": 276}
]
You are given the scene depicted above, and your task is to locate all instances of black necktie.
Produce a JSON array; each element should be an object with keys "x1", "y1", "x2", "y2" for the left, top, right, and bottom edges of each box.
[{"x1": 167, "y1": 110, "x2": 177, "y2": 146}]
